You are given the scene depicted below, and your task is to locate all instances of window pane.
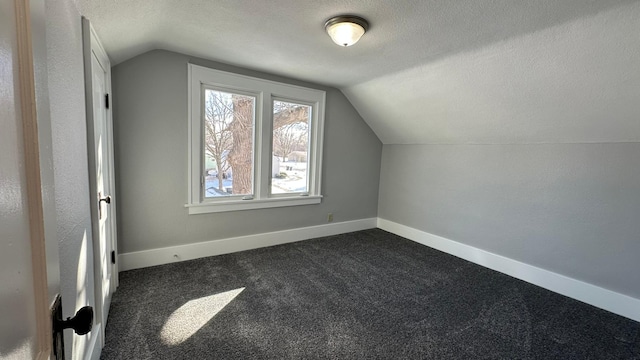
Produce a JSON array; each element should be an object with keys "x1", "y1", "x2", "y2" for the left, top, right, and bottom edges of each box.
[
  {"x1": 203, "y1": 89, "x2": 255, "y2": 198},
  {"x1": 271, "y1": 100, "x2": 311, "y2": 195}
]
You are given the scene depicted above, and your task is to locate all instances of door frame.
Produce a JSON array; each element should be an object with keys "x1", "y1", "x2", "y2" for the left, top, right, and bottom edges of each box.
[
  {"x1": 13, "y1": 0, "x2": 57, "y2": 358},
  {"x1": 81, "y1": 16, "x2": 119, "y2": 347}
]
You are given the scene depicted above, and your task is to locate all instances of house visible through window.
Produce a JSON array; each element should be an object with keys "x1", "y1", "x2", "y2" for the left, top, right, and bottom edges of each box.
[{"x1": 187, "y1": 64, "x2": 325, "y2": 214}]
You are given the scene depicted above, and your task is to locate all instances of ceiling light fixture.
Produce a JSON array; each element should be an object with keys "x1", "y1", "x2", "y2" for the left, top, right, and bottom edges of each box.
[{"x1": 324, "y1": 15, "x2": 369, "y2": 47}]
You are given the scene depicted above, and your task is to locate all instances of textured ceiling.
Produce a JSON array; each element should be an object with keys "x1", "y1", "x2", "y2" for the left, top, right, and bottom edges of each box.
[{"x1": 77, "y1": 0, "x2": 640, "y2": 144}]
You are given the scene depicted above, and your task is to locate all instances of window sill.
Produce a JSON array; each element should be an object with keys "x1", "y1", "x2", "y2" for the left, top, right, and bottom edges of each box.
[{"x1": 185, "y1": 195, "x2": 322, "y2": 214}]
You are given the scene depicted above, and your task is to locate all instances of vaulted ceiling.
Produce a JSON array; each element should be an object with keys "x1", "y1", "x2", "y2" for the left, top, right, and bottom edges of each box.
[{"x1": 77, "y1": 0, "x2": 640, "y2": 144}]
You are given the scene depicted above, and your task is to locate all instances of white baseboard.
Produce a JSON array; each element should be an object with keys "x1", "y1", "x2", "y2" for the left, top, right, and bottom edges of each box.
[
  {"x1": 377, "y1": 218, "x2": 640, "y2": 323},
  {"x1": 118, "y1": 218, "x2": 377, "y2": 271}
]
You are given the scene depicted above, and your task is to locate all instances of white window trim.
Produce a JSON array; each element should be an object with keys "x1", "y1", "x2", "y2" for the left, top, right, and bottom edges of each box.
[{"x1": 186, "y1": 64, "x2": 325, "y2": 214}]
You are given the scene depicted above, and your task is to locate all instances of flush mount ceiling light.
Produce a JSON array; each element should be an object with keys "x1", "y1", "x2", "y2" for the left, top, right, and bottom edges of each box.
[{"x1": 324, "y1": 15, "x2": 369, "y2": 47}]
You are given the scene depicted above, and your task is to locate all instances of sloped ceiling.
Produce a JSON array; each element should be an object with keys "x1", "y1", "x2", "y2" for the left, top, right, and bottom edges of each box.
[{"x1": 77, "y1": 0, "x2": 640, "y2": 144}]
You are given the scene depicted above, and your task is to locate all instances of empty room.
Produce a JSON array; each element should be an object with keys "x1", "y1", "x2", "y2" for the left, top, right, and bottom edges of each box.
[{"x1": 1, "y1": 0, "x2": 639, "y2": 359}]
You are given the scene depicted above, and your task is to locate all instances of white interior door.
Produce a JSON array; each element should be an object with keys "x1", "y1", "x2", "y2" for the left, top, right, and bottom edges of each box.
[
  {"x1": 83, "y1": 17, "x2": 118, "y2": 346},
  {"x1": 93, "y1": 50, "x2": 114, "y2": 339},
  {"x1": 0, "y1": 0, "x2": 60, "y2": 358}
]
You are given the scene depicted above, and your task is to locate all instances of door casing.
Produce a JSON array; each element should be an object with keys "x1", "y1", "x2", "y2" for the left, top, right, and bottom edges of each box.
[
  {"x1": 82, "y1": 16, "x2": 119, "y2": 348},
  {"x1": 1, "y1": 0, "x2": 61, "y2": 358}
]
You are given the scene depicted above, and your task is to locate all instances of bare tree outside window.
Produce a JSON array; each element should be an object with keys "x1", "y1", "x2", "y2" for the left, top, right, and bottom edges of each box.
[
  {"x1": 227, "y1": 96, "x2": 254, "y2": 195},
  {"x1": 273, "y1": 122, "x2": 308, "y2": 161},
  {"x1": 204, "y1": 90, "x2": 233, "y2": 193},
  {"x1": 203, "y1": 89, "x2": 255, "y2": 197},
  {"x1": 272, "y1": 100, "x2": 312, "y2": 194},
  {"x1": 203, "y1": 93, "x2": 312, "y2": 197}
]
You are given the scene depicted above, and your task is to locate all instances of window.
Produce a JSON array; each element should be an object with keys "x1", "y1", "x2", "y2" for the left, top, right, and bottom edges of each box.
[
  {"x1": 187, "y1": 64, "x2": 325, "y2": 214},
  {"x1": 271, "y1": 100, "x2": 311, "y2": 195}
]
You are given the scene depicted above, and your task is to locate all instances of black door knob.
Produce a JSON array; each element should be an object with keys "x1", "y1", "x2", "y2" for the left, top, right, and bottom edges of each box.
[
  {"x1": 55, "y1": 306, "x2": 93, "y2": 335},
  {"x1": 99, "y1": 195, "x2": 111, "y2": 204}
]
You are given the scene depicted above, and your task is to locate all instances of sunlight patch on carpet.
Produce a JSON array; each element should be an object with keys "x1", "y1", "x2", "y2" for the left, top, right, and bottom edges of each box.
[{"x1": 160, "y1": 287, "x2": 245, "y2": 345}]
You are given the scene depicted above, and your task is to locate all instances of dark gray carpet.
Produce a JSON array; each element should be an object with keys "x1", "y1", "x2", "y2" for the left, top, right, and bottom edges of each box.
[{"x1": 101, "y1": 229, "x2": 639, "y2": 359}]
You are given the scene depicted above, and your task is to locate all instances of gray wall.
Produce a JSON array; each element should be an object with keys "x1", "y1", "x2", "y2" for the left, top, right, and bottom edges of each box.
[
  {"x1": 46, "y1": 2, "x2": 97, "y2": 359},
  {"x1": 379, "y1": 143, "x2": 640, "y2": 299},
  {"x1": 112, "y1": 50, "x2": 382, "y2": 254}
]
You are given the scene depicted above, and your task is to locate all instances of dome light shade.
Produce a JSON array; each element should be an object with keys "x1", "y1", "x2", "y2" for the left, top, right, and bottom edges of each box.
[{"x1": 325, "y1": 16, "x2": 369, "y2": 47}]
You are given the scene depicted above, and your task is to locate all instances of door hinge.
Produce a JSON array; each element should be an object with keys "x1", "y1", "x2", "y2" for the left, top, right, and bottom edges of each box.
[
  {"x1": 111, "y1": 250, "x2": 116, "y2": 264},
  {"x1": 105, "y1": 93, "x2": 110, "y2": 109}
]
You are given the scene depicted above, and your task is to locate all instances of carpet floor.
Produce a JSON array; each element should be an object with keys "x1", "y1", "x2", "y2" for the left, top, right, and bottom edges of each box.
[{"x1": 101, "y1": 229, "x2": 639, "y2": 359}]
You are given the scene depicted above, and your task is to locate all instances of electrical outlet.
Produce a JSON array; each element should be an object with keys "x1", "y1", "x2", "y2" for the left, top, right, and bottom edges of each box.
[{"x1": 327, "y1": 213, "x2": 334, "y2": 223}]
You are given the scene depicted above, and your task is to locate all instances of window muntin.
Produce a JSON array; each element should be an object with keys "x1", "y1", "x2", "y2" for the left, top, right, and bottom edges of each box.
[
  {"x1": 203, "y1": 88, "x2": 255, "y2": 199},
  {"x1": 187, "y1": 64, "x2": 325, "y2": 214},
  {"x1": 271, "y1": 100, "x2": 312, "y2": 195}
]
